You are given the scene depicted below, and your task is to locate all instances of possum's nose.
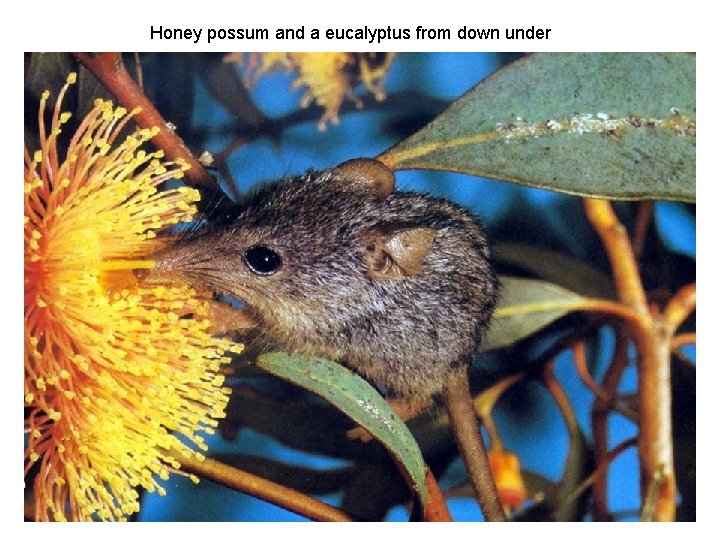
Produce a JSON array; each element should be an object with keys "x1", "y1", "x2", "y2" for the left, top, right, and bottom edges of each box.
[
  {"x1": 132, "y1": 253, "x2": 178, "y2": 285},
  {"x1": 133, "y1": 264, "x2": 172, "y2": 285}
]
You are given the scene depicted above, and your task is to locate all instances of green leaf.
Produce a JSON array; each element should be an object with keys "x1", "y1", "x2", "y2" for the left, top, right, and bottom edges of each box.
[
  {"x1": 553, "y1": 421, "x2": 593, "y2": 521},
  {"x1": 255, "y1": 352, "x2": 428, "y2": 507},
  {"x1": 492, "y1": 243, "x2": 615, "y2": 299},
  {"x1": 481, "y1": 277, "x2": 585, "y2": 352},
  {"x1": 380, "y1": 53, "x2": 695, "y2": 202}
]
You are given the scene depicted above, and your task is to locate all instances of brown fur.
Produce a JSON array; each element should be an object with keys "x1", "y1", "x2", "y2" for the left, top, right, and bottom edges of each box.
[{"x1": 153, "y1": 160, "x2": 498, "y2": 401}]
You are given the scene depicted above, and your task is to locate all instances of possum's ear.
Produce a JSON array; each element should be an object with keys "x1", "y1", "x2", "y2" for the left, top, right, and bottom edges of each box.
[
  {"x1": 365, "y1": 226, "x2": 436, "y2": 280},
  {"x1": 333, "y1": 158, "x2": 395, "y2": 198}
]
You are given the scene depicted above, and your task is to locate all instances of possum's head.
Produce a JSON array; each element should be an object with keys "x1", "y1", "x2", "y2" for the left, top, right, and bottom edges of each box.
[{"x1": 148, "y1": 159, "x2": 439, "y2": 328}]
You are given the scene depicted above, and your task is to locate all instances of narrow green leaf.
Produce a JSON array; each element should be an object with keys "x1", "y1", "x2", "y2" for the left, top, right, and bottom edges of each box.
[
  {"x1": 255, "y1": 352, "x2": 428, "y2": 507},
  {"x1": 492, "y1": 243, "x2": 615, "y2": 299},
  {"x1": 481, "y1": 277, "x2": 585, "y2": 352},
  {"x1": 553, "y1": 421, "x2": 593, "y2": 521},
  {"x1": 380, "y1": 53, "x2": 695, "y2": 202}
]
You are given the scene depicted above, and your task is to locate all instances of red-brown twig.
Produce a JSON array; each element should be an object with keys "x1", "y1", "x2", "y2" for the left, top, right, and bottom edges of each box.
[
  {"x1": 663, "y1": 283, "x2": 696, "y2": 331},
  {"x1": 671, "y1": 332, "x2": 696, "y2": 350},
  {"x1": 444, "y1": 370, "x2": 507, "y2": 522},
  {"x1": 591, "y1": 327, "x2": 631, "y2": 521},
  {"x1": 174, "y1": 453, "x2": 353, "y2": 522},
  {"x1": 543, "y1": 362, "x2": 579, "y2": 434},
  {"x1": 583, "y1": 199, "x2": 649, "y2": 312},
  {"x1": 423, "y1": 470, "x2": 453, "y2": 521},
  {"x1": 571, "y1": 337, "x2": 638, "y2": 422},
  {"x1": 561, "y1": 437, "x2": 638, "y2": 513},
  {"x1": 632, "y1": 201, "x2": 654, "y2": 257},
  {"x1": 73, "y1": 53, "x2": 217, "y2": 191},
  {"x1": 571, "y1": 340, "x2": 610, "y2": 402},
  {"x1": 569, "y1": 299, "x2": 647, "y2": 327}
]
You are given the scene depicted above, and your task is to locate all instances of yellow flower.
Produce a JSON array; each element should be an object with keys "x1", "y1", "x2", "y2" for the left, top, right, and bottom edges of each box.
[
  {"x1": 487, "y1": 449, "x2": 528, "y2": 512},
  {"x1": 24, "y1": 73, "x2": 243, "y2": 521},
  {"x1": 226, "y1": 52, "x2": 396, "y2": 131}
]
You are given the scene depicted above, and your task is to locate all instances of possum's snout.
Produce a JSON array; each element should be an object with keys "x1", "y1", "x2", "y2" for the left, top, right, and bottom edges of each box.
[
  {"x1": 133, "y1": 244, "x2": 194, "y2": 286},
  {"x1": 136, "y1": 237, "x2": 244, "y2": 300},
  {"x1": 132, "y1": 259, "x2": 183, "y2": 287},
  {"x1": 133, "y1": 267, "x2": 150, "y2": 281}
]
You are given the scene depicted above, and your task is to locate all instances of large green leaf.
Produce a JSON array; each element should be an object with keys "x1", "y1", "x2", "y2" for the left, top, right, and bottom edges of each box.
[
  {"x1": 255, "y1": 352, "x2": 427, "y2": 507},
  {"x1": 380, "y1": 53, "x2": 695, "y2": 202},
  {"x1": 481, "y1": 277, "x2": 586, "y2": 352}
]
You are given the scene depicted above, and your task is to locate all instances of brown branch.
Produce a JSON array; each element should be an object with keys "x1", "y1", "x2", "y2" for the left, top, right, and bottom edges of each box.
[
  {"x1": 444, "y1": 369, "x2": 507, "y2": 522},
  {"x1": 591, "y1": 328, "x2": 630, "y2": 521},
  {"x1": 174, "y1": 453, "x2": 353, "y2": 522},
  {"x1": 72, "y1": 52, "x2": 217, "y2": 191},
  {"x1": 591, "y1": 327, "x2": 631, "y2": 521},
  {"x1": 571, "y1": 337, "x2": 637, "y2": 421},
  {"x1": 583, "y1": 199, "x2": 649, "y2": 313},
  {"x1": 583, "y1": 198, "x2": 675, "y2": 521},
  {"x1": 561, "y1": 437, "x2": 638, "y2": 514},
  {"x1": 663, "y1": 283, "x2": 696, "y2": 331},
  {"x1": 640, "y1": 464, "x2": 672, "y2": 522},
  {"x1": 671, "y1": 332, "x2": 696, "y2": 350},
  {"x1": 571, "y1": 339, "x2": 610, "y2": 402},
  {"x1": 24, "y1": 501, "x2": 36, "y2": 521},
  {"x1": 632, "y1": 200, "x2": 654, "y2": 257},
  {"x1": 633, "y1": 324, "x2": 675, "y2": 521},
  {"x1": 423, "y1": 470, "x2": 453, "y2": 522},
  {"x1": 543, "y1": 362, "x2": 579, "y2": 434},
  {"x1": 570, "y1": 299, "x2": 647, "y2": 328}
]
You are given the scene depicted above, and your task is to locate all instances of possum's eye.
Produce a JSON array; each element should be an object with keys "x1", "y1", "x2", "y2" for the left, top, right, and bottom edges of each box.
[{"x1": 244, "y1": 245, "x2": 282, "y2": 275}]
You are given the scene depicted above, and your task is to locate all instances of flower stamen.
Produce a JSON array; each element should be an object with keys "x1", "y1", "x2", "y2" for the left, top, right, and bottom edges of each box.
[{"x1": 24, "y1": 73, "x2": 243, "y2": 521}]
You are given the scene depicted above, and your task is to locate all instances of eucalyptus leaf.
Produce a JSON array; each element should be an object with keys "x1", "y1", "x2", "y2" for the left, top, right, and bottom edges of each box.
[
  {"x1": 255, "y1": 352, "x2": 427, "y2": 507},
  {"x1": 481, "y1": 277, "x2": 586, "y2": 352},
  {"x1": 553, "y1": 422, "x2": 593, "y2": 521},
  {"x1": 492, "y1": 243, "x2": 615, "y2": 299},
  {"x1": 380, "y1": 53, "x2": 695, "y2": 202}
]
